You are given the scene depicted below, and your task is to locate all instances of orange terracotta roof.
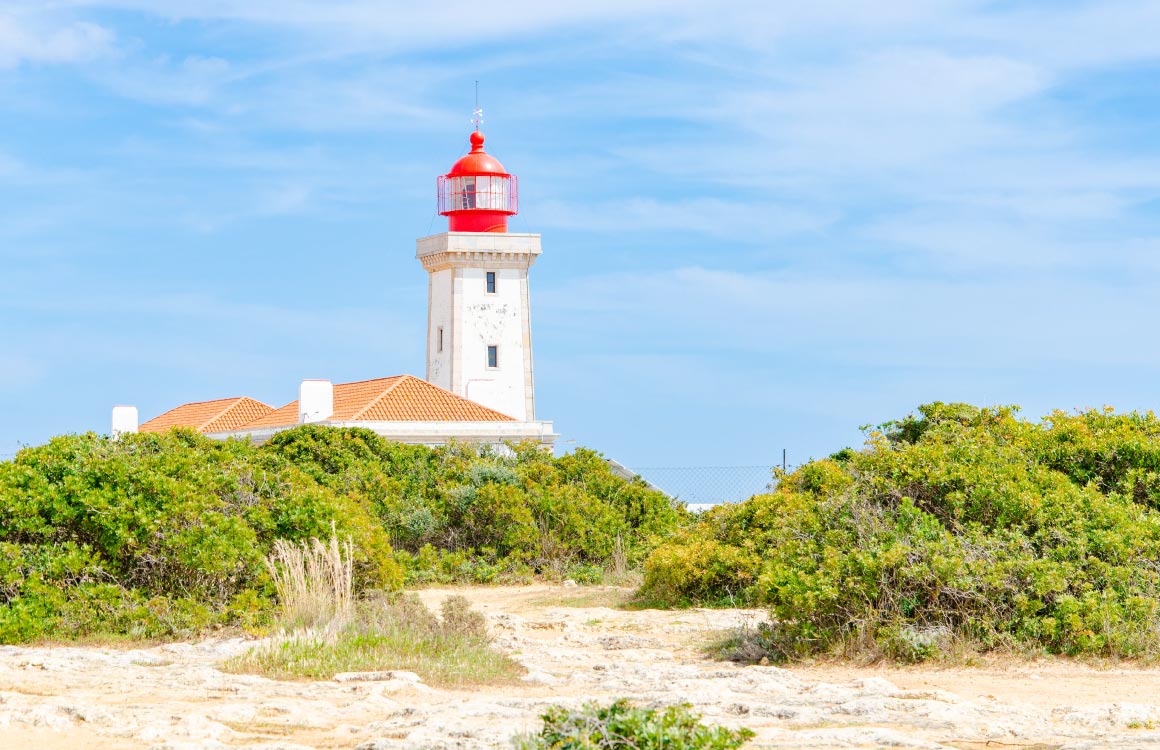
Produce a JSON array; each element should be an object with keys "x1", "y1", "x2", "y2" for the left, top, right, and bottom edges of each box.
[
  {"x1": 351, "y1": 375, "x2": 515, "y2": 421},
  {"x1": 139, "y1": 397, "x2": 275, "y2": 434},
  {"x1": 240, "y1": 401, "x2": 300, "y2": 430},
  {"x1": 237, "y1": 375, "x2": 516, "y2": 430}
]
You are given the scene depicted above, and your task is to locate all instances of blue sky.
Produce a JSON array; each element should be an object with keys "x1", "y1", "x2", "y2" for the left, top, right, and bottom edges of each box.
[{"x1": 2, "y1": 1, "x2": 1159, "y2": 469}]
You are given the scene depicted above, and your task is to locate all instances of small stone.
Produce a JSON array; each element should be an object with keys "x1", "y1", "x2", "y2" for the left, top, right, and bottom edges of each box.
[
  {"x1": 354, "y1": 741, "x2": 405, "y2": 750},
  {"x1": 334, "y1": 671, "x2": 423, "y2": 684}
]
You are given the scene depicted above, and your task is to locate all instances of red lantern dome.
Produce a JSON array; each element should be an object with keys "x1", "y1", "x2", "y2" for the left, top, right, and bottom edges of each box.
[{"x1": 437, "y1": 131, "x2": 518, "y2": 233}]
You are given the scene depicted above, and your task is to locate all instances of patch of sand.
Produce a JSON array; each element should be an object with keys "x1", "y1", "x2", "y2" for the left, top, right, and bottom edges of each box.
[{"x1": 1, "y1": 584, "x2": 1158, "y2": 749}]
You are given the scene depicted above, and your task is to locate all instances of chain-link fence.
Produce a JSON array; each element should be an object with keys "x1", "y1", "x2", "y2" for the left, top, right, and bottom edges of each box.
[{"x1": 625, "y1": 465, "x2": 781, "y2": 508}]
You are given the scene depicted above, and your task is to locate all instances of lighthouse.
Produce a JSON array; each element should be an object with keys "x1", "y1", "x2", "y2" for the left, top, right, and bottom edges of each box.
[
  {"x1": 416, "y1": 129, "x2": 541, "y2": 422},
  {"x1": 110, "y1": 119, "x2": 556, "y2": 447}
]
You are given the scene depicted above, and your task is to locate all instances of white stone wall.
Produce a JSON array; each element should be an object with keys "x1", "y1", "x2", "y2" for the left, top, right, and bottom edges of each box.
[
  {"x1": 417, "y1": 232, "x2": 541, "y2": 422},
  {"x1": 427, "y1": 268, "x2": 454, "y2": 392},
  {"x1": 216, "y1": 419, "x2": 557, "y2": 446},
  {"x1": 457, "y1": 266, "x2": 529, "y2": 420}
]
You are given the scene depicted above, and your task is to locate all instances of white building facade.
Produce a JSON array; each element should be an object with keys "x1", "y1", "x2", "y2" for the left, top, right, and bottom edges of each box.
[{"x1": 417, "y1": 231, "x2": 540, "y2": 422}]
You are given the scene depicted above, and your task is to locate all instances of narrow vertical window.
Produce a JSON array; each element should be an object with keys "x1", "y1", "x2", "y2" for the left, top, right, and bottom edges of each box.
[
  {"x1": 486, "y1": 271, "x2": 496, "y2": 294},
  {"x1": 487, "y1": 345, "x2": 498, "y2": 368},
  {"x1": 437, "y1": 326, "x2": 444, "y2": 353}
]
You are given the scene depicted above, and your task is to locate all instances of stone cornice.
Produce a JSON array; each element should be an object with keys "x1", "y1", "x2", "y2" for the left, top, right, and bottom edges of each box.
[
  {"x1": 418, "y1": 250, "x2": 538, "y2": 272},
  {"x1": 416, "y1": 232, "x2": 542, "y2": 272}
]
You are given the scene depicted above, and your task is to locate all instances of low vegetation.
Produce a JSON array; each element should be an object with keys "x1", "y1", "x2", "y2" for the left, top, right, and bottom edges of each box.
[
  {"x1": 515, "y1": 700, "x2": 754, "y2": 750},
  {"x1": 12, "y1": 401, "x2": 1160, "y2": 665},
  {"x1": 0, "y1": 426, "x2": 679, "y2": 642},
  {"x1": 227, "y1": 532, "x2": 520, "y2": 685},
  {"x1": 264, "y1": 533, "x2": 354, "y2": 631},
  {"x1": 226, "y1": 593, "x2": 523, "y2": 685},
  {"x1": 0, "y1": 429, "x2": 399, "y2": 642},
  {"x1": 267, "y1": 426, "x2": 683, "y2": 585},
  {"x1": 642, "y1": 403, "x2": 1160, "y2": 661}
]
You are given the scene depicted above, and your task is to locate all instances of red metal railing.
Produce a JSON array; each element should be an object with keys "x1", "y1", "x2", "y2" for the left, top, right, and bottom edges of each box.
[{"x1": 437, "y1": 174, "x2": 518, "y2": 215}]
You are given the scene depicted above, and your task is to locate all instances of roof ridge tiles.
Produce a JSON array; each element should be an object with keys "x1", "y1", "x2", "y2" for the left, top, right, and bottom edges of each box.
[
  {"x1": 175, "y1": 396, "x2": 244, "y2": 408},
  {"x1": 199, "y1": 396, "x2": 246, "y2": 431},
  {"x1": 139, "y1": 396, "x2": 276, "y2": 434},
  {"x1": 334, "y1": 375, "x2": 406, "y2": 388},
  {"x1": 346, "y1": 375, "x2": 406, "y2": 421}
]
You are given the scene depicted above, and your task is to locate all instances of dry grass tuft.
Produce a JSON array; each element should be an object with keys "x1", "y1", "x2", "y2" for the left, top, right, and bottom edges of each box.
[
  {"x1": 265, "y1": 531, "x2": 353, "y2": 632},
  {"x1": 225, "y1": 593, "x2": 523, "y2": 686},
  {"x1": 231, "y1": 533, "x2": 522, "y2": 686}
]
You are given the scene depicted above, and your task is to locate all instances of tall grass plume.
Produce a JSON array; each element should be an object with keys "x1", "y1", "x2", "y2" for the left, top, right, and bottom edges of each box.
[{"x1": 265, "y1": 530, "x2": 353, "y2": 631}]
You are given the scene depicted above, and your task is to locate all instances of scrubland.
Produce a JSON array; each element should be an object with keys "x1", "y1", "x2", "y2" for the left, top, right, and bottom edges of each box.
[
  {"x1": 643, "y1": 403, "x2": 1160, "y2": 662},
  {"x1": 5, "y1": 404, "x2": 1160, "y2": 746}
]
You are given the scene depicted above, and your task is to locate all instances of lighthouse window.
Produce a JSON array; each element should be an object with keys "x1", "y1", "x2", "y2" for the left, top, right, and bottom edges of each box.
[
  {"x1": 437, "y1": 327, "x2": 444, "y2": 353},
  {"x1": 476, "y1": 176, "x2": 496, "y2": 209},
  {"x1": 459, "y1": 176, "x2": 476, "y2": 209},
  {"x1": 486, "y1": 271, "x2": 496, "y2": 294},
  {"x1": 487, "y1": 345, "x2": 498, "y2": 369}
]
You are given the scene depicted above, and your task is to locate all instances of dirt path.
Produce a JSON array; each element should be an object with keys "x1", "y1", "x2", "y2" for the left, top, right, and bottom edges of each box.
[{"x1": 2, "y1": 584, "x2": 1159, "y2": 749}]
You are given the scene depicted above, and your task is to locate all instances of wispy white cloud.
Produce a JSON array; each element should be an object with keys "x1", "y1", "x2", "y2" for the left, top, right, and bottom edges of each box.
[
  {"x1": 540, "y1": 265, "x2": 1160, "y2": 368},
  {"x1": 0, "y1": 353, "x2": 45, "y2": 388},
  {"x1": 63, "y1": 0, "x2": 700, "y2": 46},
  {"x1": 0, "y1": 151, "x2": 24, "y2": 177},
  {"x1": 95, "y1": 54, "x2": 232, "y2": 106},
  {"x1": 0, "y1": 11, "x2": 114, "y2": 68},
  {"x1": 965, "y1": 0, "x2": 1160, "y2": 70},
  {"x1": 534, "y1": 197, "x2": 835, "y2": 240},
  {"x1": 4, "y1": 0, "x2": 1160, "y2": 462}
]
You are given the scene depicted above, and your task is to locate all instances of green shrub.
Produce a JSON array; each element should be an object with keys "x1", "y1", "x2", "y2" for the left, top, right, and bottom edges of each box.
[
  {"x1": 262, "y1": 428, "x2": 684, "y2": 583},
  {"x1": 0, "y1": 425, "x2": 682, "y2": 641},
  {"x1": 0, "y1": 430, "x2": 401, "y2": 641},
  {"x1": 439, "y1": 594, "x2": 488, "y2": 638},
  {"x1": 639, "y1": 537, "x2": 760, "y2": 606},
  {"x1": 642, "y1": 403, "x2": 1160, "y2": 660},
  {"x1": 517, "y1": 700, "x2": 753, "y2": 750}
]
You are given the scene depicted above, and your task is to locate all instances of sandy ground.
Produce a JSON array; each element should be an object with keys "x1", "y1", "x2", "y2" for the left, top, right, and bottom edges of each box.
[{"x1": 2, "y1": 584, "x2": 1160, "y2": 749}]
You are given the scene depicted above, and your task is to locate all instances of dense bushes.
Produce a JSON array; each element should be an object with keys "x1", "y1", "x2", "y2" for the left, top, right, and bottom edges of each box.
[
  {"x1": 0, "y1": 426, "x2": 681, "y2": 642},
  {"x1": 0, "y1": 429, "x2": 401, "y2": 641},
  {"x1": 262, "y1": 427, "x2": 683, "y2": 583},
  {"x1": 641, "y1": 403, "x2": 1160, "y2": 660}
]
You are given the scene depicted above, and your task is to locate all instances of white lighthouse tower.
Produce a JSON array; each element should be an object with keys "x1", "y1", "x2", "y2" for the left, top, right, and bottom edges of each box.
[{"x1": 416, "y1": 129, "x2": 540, "y2": 421}]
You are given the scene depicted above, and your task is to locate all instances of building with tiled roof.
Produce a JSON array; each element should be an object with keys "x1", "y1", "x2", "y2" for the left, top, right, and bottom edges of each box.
[
  {"x1": 110, "y1": 126, "x2": 556, "y2": 448},
  {"x1": 139, "y1": 397, "x2": 274, "y2": 434},
  {"x1": 236, "y1": 376, "x2": 513, "y2": 430},
  {"x1": 124, "y1": 375, "x2": 555, "y2": 447}
]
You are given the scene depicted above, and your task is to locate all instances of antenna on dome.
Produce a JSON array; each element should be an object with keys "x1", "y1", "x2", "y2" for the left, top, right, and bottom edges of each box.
[{"x1": 472, "y1": 80, "x2": 483, "y2": 131}]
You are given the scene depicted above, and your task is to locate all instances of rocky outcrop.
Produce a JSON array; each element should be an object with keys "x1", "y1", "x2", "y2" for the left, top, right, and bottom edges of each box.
[{"x1": 1, "y1": 586, "x2": 1158, "y2": 749}]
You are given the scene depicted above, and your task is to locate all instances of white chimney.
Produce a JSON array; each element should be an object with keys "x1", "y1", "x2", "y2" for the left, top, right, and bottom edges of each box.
[
  {"x1": 111, "y1": 405, "x2": 138, "y2": 438},
  {"x1": 299, "y1": 380, "x2": 333, "y2": 424}
]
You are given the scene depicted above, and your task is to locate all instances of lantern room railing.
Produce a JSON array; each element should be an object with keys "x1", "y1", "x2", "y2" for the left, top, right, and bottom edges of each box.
[{"x1": 437, "y1": 174, "x2": 518, "y2": 215}]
